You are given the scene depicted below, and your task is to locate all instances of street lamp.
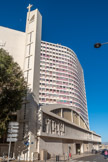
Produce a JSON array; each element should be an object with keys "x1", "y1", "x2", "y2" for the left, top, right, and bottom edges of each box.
[{"x1": 94, "y1": 42, "x2": 108, "y2": 48}]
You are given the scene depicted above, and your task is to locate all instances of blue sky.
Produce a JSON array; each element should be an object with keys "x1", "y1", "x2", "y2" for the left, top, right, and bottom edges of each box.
[{"x1": 0, "y1": 0, "x2": 108, "y2": 142}]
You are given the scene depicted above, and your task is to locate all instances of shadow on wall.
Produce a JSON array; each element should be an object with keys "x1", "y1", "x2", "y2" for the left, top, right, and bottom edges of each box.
[{"x1": 14, "y1": 90, "x2": 40, "y2": 159}]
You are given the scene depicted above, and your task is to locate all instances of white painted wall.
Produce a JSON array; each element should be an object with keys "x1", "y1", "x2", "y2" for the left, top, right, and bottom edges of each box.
[{"x1": 0, "y1": 26, "x2": 25, "y2": 69}]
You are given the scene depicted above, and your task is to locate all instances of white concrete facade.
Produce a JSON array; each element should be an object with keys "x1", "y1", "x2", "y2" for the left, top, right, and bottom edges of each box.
[
  {"x1": 0, "y1": 6, "x2": 101, "y2": 160},
  {"x1": 0, "y1": 26, "x2": 25, "y2": 69}
]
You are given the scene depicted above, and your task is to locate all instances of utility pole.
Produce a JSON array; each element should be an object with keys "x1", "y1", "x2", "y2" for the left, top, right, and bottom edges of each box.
[
  {"x1": 7, "y1": 126, "x2": 12, "y2": 162},
  {"x1": 7, "y1": 122, "x2": 19, "y2": 161}
]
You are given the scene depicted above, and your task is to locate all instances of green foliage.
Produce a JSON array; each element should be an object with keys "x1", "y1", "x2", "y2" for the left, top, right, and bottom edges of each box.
[{"x1": 0, "y1": 48, "x2": 27, "y2": 138}]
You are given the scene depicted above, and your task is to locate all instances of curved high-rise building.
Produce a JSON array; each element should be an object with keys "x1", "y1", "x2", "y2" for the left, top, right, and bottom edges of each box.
[{"x1": 39, "y1": 41, "x2": 89, "y2": 126}]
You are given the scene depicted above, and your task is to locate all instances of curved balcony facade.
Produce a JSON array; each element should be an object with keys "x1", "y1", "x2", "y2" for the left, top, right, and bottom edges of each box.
[{"x1": 39, "y1": 41, "x2": 89, "y2": 127}]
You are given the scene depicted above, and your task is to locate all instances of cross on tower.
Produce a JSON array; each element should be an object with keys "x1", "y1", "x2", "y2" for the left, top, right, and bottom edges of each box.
[
  {"x1": 27, "y1": 4, "x2": 33, "y2": 13},
  {"x1": 27, "y1": 4, "x2": 33, "y2": 21}
]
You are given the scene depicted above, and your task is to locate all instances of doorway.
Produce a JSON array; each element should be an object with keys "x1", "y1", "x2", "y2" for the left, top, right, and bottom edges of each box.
[{"x1": 76, "y1": 144, "x2": 80, "y2": 154}]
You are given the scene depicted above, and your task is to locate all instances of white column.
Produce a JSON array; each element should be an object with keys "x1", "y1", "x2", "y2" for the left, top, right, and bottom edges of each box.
[
  {"x1": 71, "y1": 110, "x2": 73, "y2": 123},
  {"x1": 79, "y1": 116, "x2": 80, "y2": 126},
  {"x1": 28, "y1": 132, "x2": 31, "y2": 161},
  {"x1": 61, "y1": 108, "x2": 63, "y2": 118},
  {"x1": 80, "y1": 143, "x2": 84, "y2": 153}
]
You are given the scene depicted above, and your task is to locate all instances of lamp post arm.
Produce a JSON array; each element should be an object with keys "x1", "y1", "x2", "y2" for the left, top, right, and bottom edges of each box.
[
  {"x1": 101, "y1": 42, "x2": 108, "y2": 45},
  {"x1": 94, "y1": 42, "x2": 108, "y2": 48}
]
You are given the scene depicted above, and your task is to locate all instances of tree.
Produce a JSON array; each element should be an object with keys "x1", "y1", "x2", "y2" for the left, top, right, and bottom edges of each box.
[{"x1": 0, "y1": 48, "x2": 27, "y2": 138}]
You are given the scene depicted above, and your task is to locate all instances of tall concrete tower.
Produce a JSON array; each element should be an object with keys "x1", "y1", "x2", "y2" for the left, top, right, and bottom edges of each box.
[
  {"x1": 16, "y1": 6, "x2": 42, "y2": 160},
  {"x1": 24, "y1": 5, "x2": 42, "y2": 103}
]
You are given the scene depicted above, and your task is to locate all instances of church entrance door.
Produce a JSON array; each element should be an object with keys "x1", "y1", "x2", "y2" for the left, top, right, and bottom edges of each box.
[{"x1": 76, "y1": 143, "x2": 80, "y2": 154}]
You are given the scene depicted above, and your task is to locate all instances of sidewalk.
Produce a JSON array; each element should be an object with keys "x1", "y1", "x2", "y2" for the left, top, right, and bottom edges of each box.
[
  {"x1": 0, "y1": 153, "x2": 94, "y2": 162},
  {"x1": 47, "y1": 153, "x2": 94, "y2": 161},
  {"x1": 72, "y1": 152, "x2": 93, "y2": 160},
  {"x1": 38, "y1": 153, "x2": 94, "y2": 162},
  {"x1": 44, "y1": 153, "x2": 94, "y2": 161}
]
